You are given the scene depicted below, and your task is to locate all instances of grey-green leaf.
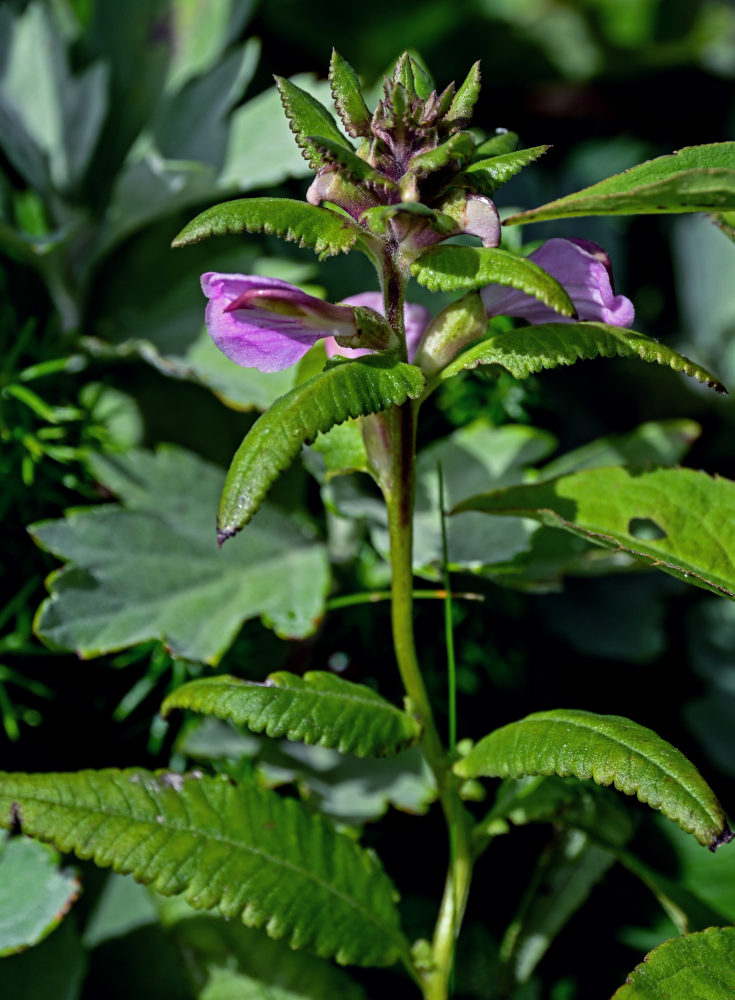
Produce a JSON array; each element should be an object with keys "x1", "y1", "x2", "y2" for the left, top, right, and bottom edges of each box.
[
  {"x1": 453, "y1": 465, "x2": 735, "y2": 600},
  {"x1": 0, "y1": 770, "x2": 408, "y2": 968},
  {"x1": 506, "y1": 142, "x2": 735, "y2": 224},
  {"x1": 275, "y1": 76, "x2": 352, "y2": 170},
  {"x1": 436, "y1": 321, "x2": 726, "y2": 392},
  {"x1": 172, "y1": 197, "x2": 362, "y2": 258},
  {"x1": 329, "y1": 50, "x2": 371, "y2": 138},
  {"x1": 612, "y1": 927, "x2": 735, "y2": 1000},
  {"x1": 162, "y1": 672, "x2": 421, "y2": 757},
  {"x1": 218, "y1": 357, "x2": 425, "y2": 540},
  {"x1": 30, "y1": 447, "x2": 330, "y2": 662},
  {"x1": 454, "y1": 709, "x2": 732, "y2": 848},
  {"x1": 411, "y1": 246, "x2": 575, "y2": 316},
  {"x1": 0, "y1": 834, "x2": 80, "y2": 955}
]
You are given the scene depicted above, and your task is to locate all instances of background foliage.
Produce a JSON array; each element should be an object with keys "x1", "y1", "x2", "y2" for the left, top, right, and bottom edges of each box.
[{"x1": 2, "y1": 0, "x2": 735, "y2": 997}]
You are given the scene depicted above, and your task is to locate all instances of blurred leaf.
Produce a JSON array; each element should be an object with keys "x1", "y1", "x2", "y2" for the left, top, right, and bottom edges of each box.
[
  {"x1": 0, "y1": 834, "x2": 79, "y2": 955},
  {"x1": 30, "y1": 446, "x2": 330, "y2": 662},
  {"x1": 309, "y1": 419, "x2": 370, "y2": 479},
  {"x1": 0, "y1": 917, "x2": 86, "y2": 1000},
  {"x1": 506, "y1": 143, "x2": 735, "y2": 224},
  {"x1": 82, "y1": 873, "x2": 158, "y2": 949},
  {"x1": 612, "y1": 927, "x2": 735, "y2": 1000},
  {"x1": 411, "y1": 247, "x2": 575, "y2": 318},
  {"x1": 162, "y1": 671, "x2": 422, "y2": 757},
  {"x1": 218, "y1": 357, "x2": 424, "y2": 540},
  {"x1": 0, "y1": 770, "x2": 409, "y2": 967},
  {"x1": 455, "y1": 465, "x2": 735, "y2": 599},
  {"x1": 455, "y1": 709, "x2": 732, "y2": 848},
  {"x1": 164, "y1": 0, "x2": 257, "y2": 94}
]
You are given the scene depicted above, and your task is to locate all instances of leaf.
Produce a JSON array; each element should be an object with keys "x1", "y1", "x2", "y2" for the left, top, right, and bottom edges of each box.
[
  {"x1": 308, "y1": 135, "x2": 396, "y2": 189},
  {"x1": 454, "y1": 709, "x2": 732, "y2": 848},
  {"x1": 0, "y1": 917, "x2": 86, "y2": 1000},
  {"x1": 411, "y1": 246, "x2": 575, "y2": 316},
  {"x1": 171, "y1": 197, "x2": 362, "y2": 259},
  {"x1": 275, "y1": 76, "x2": 352, "y2": 170},
  {"x1": 0, "y1": 772, "x2": 409, "y2": 968},
  {"x1": 460, "y1": 145, "x2": 550, "y2": 194},
  {"x1": 0, "y1": 834, "x2": 79, "y2": 955},
  {"x1": 444, "y1": 61, "x2": 481, "y2": 131},
  {"x1": 30, "y1": 446, "x2": 330, "y2": 662},
  {"x1": 437, "y1": 322, "x2": 726, "y2": 393},
  {"x1": 402, "y1": 132, "x2": 475, "y2": 184},
  {"x1": 474, "y1": 130, "x2": 519, "y2": 158},
  {"x1": 309, "y1": 419, "x2": 370, "y2": 479},
  {"x1": 162, "y1": 671, "x2": 421, "y2": 757},
  {"x1": 453, "y1": 465, "x2": 735, "y2": 600},
  {"x1": 329, "y1": 50, "x2": 371, "y2": 139},
  {"x1": 361, "y1": 202, "x2": 456, "y2": 236},
  {"x1": 505, "y1": 142, "x2": 735, "y2": 224},
  {"x1": 218, "y1": 356, "x2": 425, "y2": 540},
  {"x1": 612, "y1": 927, "x2": 735, "y2": 1000}
]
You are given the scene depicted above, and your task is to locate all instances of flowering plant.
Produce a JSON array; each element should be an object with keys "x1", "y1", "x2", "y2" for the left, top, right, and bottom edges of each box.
[{"x1": 4, "y1": 49, "x2": 735, "y2": 1000}]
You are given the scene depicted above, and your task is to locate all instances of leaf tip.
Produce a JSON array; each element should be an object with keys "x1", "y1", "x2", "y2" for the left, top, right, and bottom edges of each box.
[
  {"x1": 217, "y1": 526, "x2": 236, "y2": 548},
  {"x1": 709, "y1": 823, "x2": 734, "y2": 852}
]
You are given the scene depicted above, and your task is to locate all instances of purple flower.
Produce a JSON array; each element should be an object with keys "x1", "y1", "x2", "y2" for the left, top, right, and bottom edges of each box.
[
  {"x1": 324, "y1": 293, "x2": 431, "y2": 362},
  {"x1": 480, "y1": 237, "x2": 635, "y2": 327},
  {"x1": 202, "y1": 273, "x2": 364, "y2": 373}
]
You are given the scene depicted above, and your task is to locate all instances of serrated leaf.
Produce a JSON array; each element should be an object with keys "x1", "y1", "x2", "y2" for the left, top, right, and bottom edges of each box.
[
  {"x1": 409, "y1": 56, "x2": 433, "y2": 100},
  {"x1": 474, "y1": 130, "x2": 519, "y2": 158},
  {"x1": 0, "y1": 770, "x2": 408, "y2": 968},
  {"x1": 612, "y1": 927, "x2": 735, "y2": 1000},
  {"x1": 453, "y1": 465, "x2": 735, "y2": 600},
  {"x1": 162, "y1": 671, "x2": 421, "y2": 757},
  {"x1": 308, "y1": 135, "x2": 396, "y2": 189},
  {"x1": 329, "y1": 50, "x2": 371, "y2": 139},
  {"x1": 444, "y1": 61, "x2": 481, "y2": 131},
  {"x1": 403, "y1": 131, "x2": 475, "y2": 184},
  {"x1": 454, "y1": 709, "x2": 732, "y2": 848},
  {"x1": 361, "y1": 202, "x2": 456, "y2": 237},
  {"x1": 275, "y1": 76, "x2": 352, "y2": 170},
  {"x1": 436, "y1": 322, "x2": 726, "y2": 392},
  {"x1": 506, "y1": 142, "x2": 735, "y2": 224},
  {"x1": 30, "y1": 447, "x2": 329, "y2": 662},
  {"x1": 460, "y1": 145, "x2": 550, "y2": 194},
  {"x1": 218, "y1": 356, "x2": 425, "y2": 540},
  {"x1": 411, "y1": 246, "x2": 575, "y2": 317},
  {"x1": 172, "y1": 197, "x2": 362, "y2": 258},
  {"x1": 0, "y1": 834, "x2": 80, "y2": 955}
]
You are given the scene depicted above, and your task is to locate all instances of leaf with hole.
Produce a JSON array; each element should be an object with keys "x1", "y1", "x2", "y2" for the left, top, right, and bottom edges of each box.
[
  {"x1": 454, "y1": 708, "x2": 732, "y2": 848},
  {"x1": 505, "y1": 142, "x2": 735, "y2": 224},
  {"x1": 218, "y1": 356, "x2": 424, "y2": 540},
  {"x1": 162, "y1": 671, "x2": 421, "y2": 757},
  {"x1": 453, "y1": 465, "x2": 735, "y2": 599},
  {"x1": 0, "y1": 770, "x2": 409, "y2": 968}
]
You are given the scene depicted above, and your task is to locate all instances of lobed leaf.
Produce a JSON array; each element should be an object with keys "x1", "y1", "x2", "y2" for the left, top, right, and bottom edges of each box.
[
  {"x1": 218, "y1": 356, "x2": 424, "y2": 540},
  {"x1": 612, "y1": 927, "x2": 735, "y2": 1000},
  {"x1": 329, "y1": 50, "x2": 371, "y2": 138},
  {"x1": 444, "y1": 61, "x2": 481, "y2": 131},
  {"x1": 454, "y1": 709, "x2": 732, "y2": 848},
  {"x1": 453, "y1": 465, "x2": 735, "y2": 600},
  {"x1": 275, "y1": 76, "x2": 352, "y2": 170},
  {"x1": 171, "y1": 197, "x2": 362, "y2": 258},
  {"x1": 436, "y1": 321, "x2": 726, "y2": 392},
  {"x1": 411, "y1": 246, "x2": 575, "y2": 316},
  {"x1": 0, "y1": 770, "x2": 408, "y2": 968},
  {"x1": 505, "y1": 142, "x2": 735, "y2": 224},
  {"x1": 162, "y1": 671, "x2": 421, "y2": 757},
  {"x1": 460, "y1": 145, "x2": 550, "y2": 194}
]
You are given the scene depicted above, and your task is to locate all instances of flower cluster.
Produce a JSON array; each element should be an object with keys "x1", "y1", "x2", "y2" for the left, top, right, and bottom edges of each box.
[{"x1": 200, "y1": 54, "x2": 634, "y2": 374}]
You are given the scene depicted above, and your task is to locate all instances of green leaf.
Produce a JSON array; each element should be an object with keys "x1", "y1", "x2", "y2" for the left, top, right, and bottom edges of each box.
[
  {"x1": 0, "y1": 770, "x2": 408, "y2": 968},
  {"x1": 453, "y1": 465, "x2": 735, "y2": 599},
  {"x1": 172, "y1": 197, "x2": 362, "y2": 258},
  {"x1": 454, "y1": 709, "x2": 732, "y2": 848},
  {"x1": 409, "y1": 56, "x2": 433, "y2": 100},
  {"x1": 444, "y1": 61, "x2": 481, "y2": 131},
  {"x1": 411, "y1": 246, "x2": 575, "y2": 316},
  {"x1": 30, "y1": 447, "x2": 329, "y2": 662},
  {"x1": 162, "y1": 671, "x2": 421, "y2": 757},
  {"x1": 474, "y1": 130, "x2": 519, "y2": 158},
  {"x1": 0, "y1": 834, "x2": 79, "y2": 955},
  {"x1": 309, "y1": 419, "x2": 370, "y2": 479},
  {"x1": 329, "y1": 50, "x2": 371, "y2": 139},
  {"x1": 307, "y1": 135, "x2": 396, "y2": 189},
  {"x1": 402, "y1": 132, "x2": 475, "y2": 184},
  {"x1": 0, "y1": 917, "x2": 86, "y2": 1000},
  {"x1": 360, "y1": 202, "x2": 456, "y2": 237},
  {"x1": 218, "y1": 356, "x2": 425, "y2": 540},
  {"x1": 712, "y1": 210, "x2": 735, "y2": 243},
  {"x1": 612, "y1": 927, "x2": 735, "y2": 1000},
  {"x1": 275, "y1": 76, "x2": 352, "y2": 170},
  {"x1": 505, "y1": 142, "x2": 735, "y2": 224},
  {"x1": 437, "y1": 322, "x2": 726, "y2": 393},
  {"x1": 460, "y1": 145, "x2": 550, "y2": 194}
]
